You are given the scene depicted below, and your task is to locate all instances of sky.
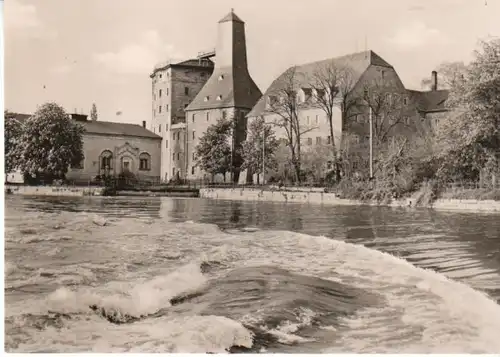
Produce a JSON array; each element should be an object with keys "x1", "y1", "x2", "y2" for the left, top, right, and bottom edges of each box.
[{"x1": 3, "y1": 0, "x2": 499, "y2": 125}]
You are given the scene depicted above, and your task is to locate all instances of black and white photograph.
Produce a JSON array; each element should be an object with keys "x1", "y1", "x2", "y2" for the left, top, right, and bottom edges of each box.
[{"x1": 2, "y1": 0, "x2": 500, "y2": 353}]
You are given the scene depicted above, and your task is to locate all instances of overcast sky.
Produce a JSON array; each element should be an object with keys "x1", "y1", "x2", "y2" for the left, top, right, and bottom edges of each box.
[{"x1": 3, "y1": 0, "x2": 499, "y2": 125}]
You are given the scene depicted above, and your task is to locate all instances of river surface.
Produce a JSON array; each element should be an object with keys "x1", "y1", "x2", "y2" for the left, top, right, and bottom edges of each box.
[{"x1": 4, "y1": 195, "x2": 500, "y2": 353}]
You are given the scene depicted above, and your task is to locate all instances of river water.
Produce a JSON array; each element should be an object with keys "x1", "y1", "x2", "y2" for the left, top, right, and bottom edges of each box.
[{"x1": 4, "y1": 195, "x2": 500, "y2": 353}]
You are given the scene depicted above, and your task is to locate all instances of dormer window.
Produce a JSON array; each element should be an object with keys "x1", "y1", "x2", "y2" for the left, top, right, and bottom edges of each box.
[
  {"x1": 204, "y1": 96, "x2": 210, "y2": 102},
  {"x1": 315, "y1": 89, "x2": 325, "y2": 101},
  {"x1": 267, "y1": 95, "x2": 279, "y2": 108},
  {"x1": 218, "y1": 75, "x2": 224, "y2": 81},
  {"x1": 216, "y1": 95, "x2": 222, "y2": 101},
  {"x1": 302, "y1": 88, "x2": 312, "y2": 102}
]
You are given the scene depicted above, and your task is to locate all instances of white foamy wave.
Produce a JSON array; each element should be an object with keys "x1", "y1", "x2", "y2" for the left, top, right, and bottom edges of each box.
[
  {"x1": 11, "y1": 314, "x2": 253, "y2": 353},
  {"x1": 5, "y1": 262, "x2": 18, "y2": 276},
  {"x1": 224, "y1": 230, "x2": 500, "y2": 353},
  {"x1": 261, "y1": 307, "x2": 317, "y2": 345},
  {"x1": 45, "y1": 263, "x2": 207, "y2": 318}
]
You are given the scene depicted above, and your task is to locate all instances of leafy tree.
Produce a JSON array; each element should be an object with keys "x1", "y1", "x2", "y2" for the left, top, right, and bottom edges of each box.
[
  {"x1": 241, "y1": 116, "x2": 279, "y2": 184},
  {"x1": 90, "y1": 103, "x2": 98, "y2": 121},
  {"x1": 434, "y1": 39, "x2": 500, "y2": 183},
  {"x1": 18, "y1": 103, "x2": 85, "y2": 183},
  {"x1": 194, "y1": 118, "x2": 234, "y2": 181},
  {"x1": 4, "y1": 111, "x2": 23, "y2": 175}
]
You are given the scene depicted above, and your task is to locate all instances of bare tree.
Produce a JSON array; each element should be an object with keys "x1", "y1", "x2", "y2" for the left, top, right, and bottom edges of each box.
[
  {"x1": 266, "y1": 66, "x2": 315, "y2": 183},
  {"x1": 337, "y1": 66, "x2": 363, "y2": 136},
  {"x1": 310, "y1": 61, "x2": 361, "y2": 181},
  {"x1": 361, "y1": 78, "x2": 410, "y2": 148},
  {"x1": 310, "y1": 60, "x2": 341, "y2": 158},
  {"x1": 420, "y1": 61, "x2": 467, "y2": 90}
]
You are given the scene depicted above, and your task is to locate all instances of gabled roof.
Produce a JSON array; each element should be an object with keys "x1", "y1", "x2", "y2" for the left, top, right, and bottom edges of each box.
[
  {"x1": 247, "y1": 50, "x2": 393, "y2": 117},
  {"x1": 83, "y1": 121, "x2": 161, "y2": 139},
  {"x1": 6, "y1": 113, "x2": 161, "y2": 139},
  {"x1": 407, "y1": 89, "x2": 449, "y2": 113},
  {"x1": 219, "y1": 10, "x2": 244, "y2": 23},
  {"x1": 185, "y1": 68, "x2": 262, "y2": 111}
]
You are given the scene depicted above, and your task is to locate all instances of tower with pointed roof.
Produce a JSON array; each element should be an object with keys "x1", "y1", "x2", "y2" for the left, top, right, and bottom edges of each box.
[{"x1": 184, "y1": 10, "x2": 262, "y2": 183}]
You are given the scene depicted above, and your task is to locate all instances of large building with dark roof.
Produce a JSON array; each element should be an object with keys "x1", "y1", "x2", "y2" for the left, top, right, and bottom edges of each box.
[
  {"x1": 6, "y1": 113, "x2": 162, "y2": 184},
  {"x1": 247, "y1": 50, "x2": 450, "y2": 181},
  {"x1": 182, "y1": 10, "x2": 262, "y2": 183}
]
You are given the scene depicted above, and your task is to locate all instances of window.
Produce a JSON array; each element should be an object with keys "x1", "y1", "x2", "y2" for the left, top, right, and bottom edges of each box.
[
  {"x1": 307, "y1": 137, "x2": 312, "y2": 145},
  {"x1": 165, "y1": 139, "x2": 168, "y2": 148},
  {"x1": 206, "y1": 112, "x2": 210, "y2": 121},
  {"x1": 307, "y1": 116, "x2": 310, "y2": 125},
  {"x1": 159, "y1": 89, "x2": 162, "y2": 97},
  {"x1": 216, "y1": 95, "x2": 222, "y2": 101},
  {"x1": 166, "y1": 104, "x2": 169, "y2": 112},
  {"x1": 167, "y1": 88, "x2": 169, "y2": 96},
  {"x1": 177, "y1": 132, "x2": 181, "y2": 140},
  {"x1": 191, "y1": 166, "x2": 195, "y2": 175},
  {"x1": 185, "y1": 87, "x2": 189, "y2": 95},
  {"x1": 177, "y1": 152, "x2": 180, "y2": 160},
  {"x1": 159, "y1": 73, "x2": 162, "y2": 79},
  {"x1": 173, "y1": 152, "x2": 176, "y2": 161},
  {"x1": 159, "y1": 124, "x2": 161, "y2": 132},
  {"x1": 166, "y1": 124, "x2": 168, "y2": 131},
  {"x1": 172, "y1": 167, "x2": 176, "y2": 176},
  {"x1": 139, "y1": 152, "x2": 151, "y2": 171},
  {"x1": 192, "y1": 152, "x2": 196, "y2": 160},
  {"x1": 316, "y1": 137, "x2": 321, "y2": 144},
  {"x1": 315, "y1": 115, "x2": 318, "y2": 124},
  {"x1": 315, "y1": 89, "x2": 325, "y2": 101},
  {"x1": 204, "y1": 96, "x2": 210, "y2": 102},
  {"x1": 159, "y1": 105, "x2": 162, "y2": 113},
  {"x1": 192, "y1": 130, "x2": 196, "y2": 139},
  {"x1": 222, "y1": 110, "x2": 227, "y2": 119},
  {"x1": 100, "y1": 150, "x2": 113, "y2": 170},
  {"x1": 403, "y1": 97, "x2": 408, "y2": 105},
  {"x1": 192, "y1": 114, "x2": 196, "y2": 123},
  {"x1": 381, "y1": 70, "x2": 385, "y2": 79},
  {"x1": 327, "y1": 136, "x2": 331, "y2": 144}
]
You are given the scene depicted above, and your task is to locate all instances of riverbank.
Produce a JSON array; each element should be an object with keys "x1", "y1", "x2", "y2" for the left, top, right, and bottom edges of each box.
[
  {"x1": 4, "y1": 185, "x2": 200, "y2": 198},
  {"x1": 5, "y1": 185, "x2": 105, "y2": 197},
  {"x1": 199, "y1": 187, "x2": 500, "y2": 213}
]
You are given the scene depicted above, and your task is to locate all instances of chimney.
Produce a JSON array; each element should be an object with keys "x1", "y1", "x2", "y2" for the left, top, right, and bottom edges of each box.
[
  {"x1": 142, "y1": 120, "x2": 146, "y2": 128},
  {"x1": 431, "y1": 71, "x2": 438, "y2": 91}
]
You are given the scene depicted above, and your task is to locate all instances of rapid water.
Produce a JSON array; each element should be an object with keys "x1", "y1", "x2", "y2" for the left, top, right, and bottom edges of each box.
[{"x1": 4, "y1": 196, "x2": 500, "y2": 353}]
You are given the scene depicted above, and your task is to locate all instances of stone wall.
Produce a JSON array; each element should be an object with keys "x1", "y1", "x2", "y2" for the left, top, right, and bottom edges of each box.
[
  {"x1": 199, "y1": 188, "x2": 500, "y2": 212},
  {"x1": 5, "y1": 185, "x2": 105, "y2": 197}
]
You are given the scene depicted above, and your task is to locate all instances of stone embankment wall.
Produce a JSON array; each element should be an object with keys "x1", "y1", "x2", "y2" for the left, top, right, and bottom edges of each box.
[
  {"x1": 199, "y1": 188, "x2": 500, "y2": 212},
  {"x1": 5, "y1": 185, "x2": 105, "y2": 197}
]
